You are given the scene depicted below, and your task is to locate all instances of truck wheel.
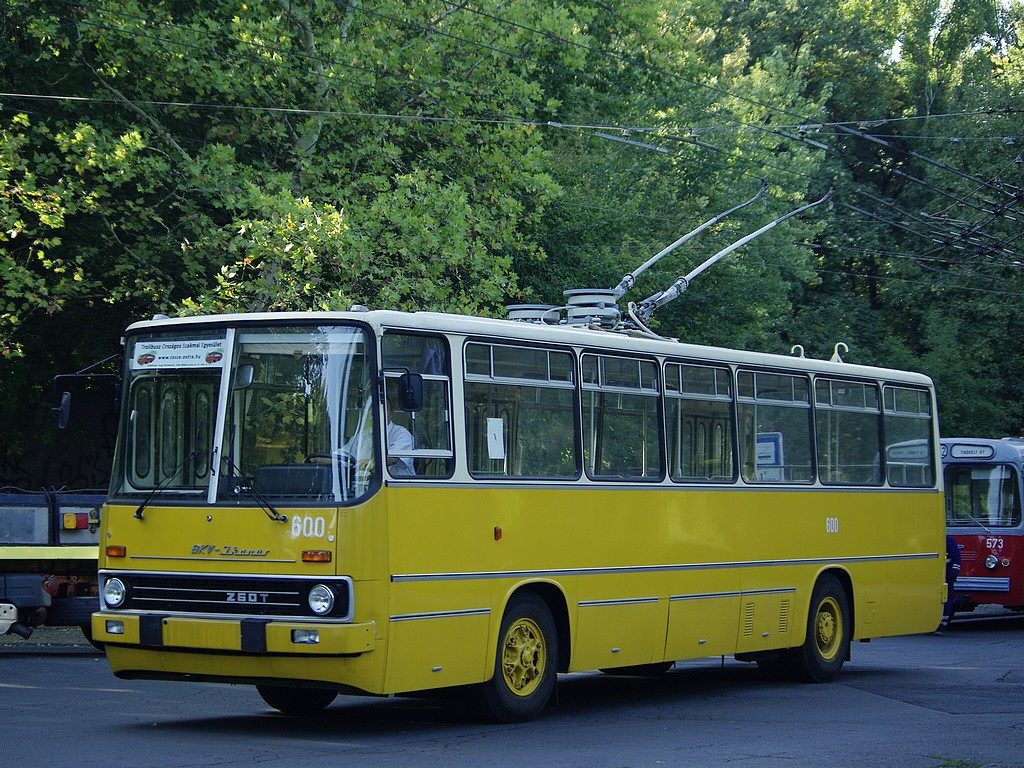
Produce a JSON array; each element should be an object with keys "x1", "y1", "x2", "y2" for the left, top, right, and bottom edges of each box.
[{"x1": 479, "y1": 592, "x2": 557, "y2": 723}]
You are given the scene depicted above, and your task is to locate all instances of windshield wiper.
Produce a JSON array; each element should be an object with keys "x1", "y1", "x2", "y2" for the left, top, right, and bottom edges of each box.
[
  {"x1": 964, "y1": 512, "x2": 993, "y2": 534},
  {"x1": 134, "y1": 449, "x2": 199, "y2": 520},
  {"x1": 220, "y1": 455, "x2": 288, "y2": 523}
]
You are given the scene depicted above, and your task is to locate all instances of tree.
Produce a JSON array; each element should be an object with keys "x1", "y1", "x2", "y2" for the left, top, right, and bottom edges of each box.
[
  {"x1": 0, "y1": 0, "x2": 578, "y2": 483},
  {"x1": 3, "y1": 0, "x2": 1023, "y2": 487},
  {"x1": 1, "y1": 0, "x2": 590, "y2": 359}
]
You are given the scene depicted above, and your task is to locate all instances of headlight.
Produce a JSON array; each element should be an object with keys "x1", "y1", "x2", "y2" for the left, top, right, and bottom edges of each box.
[
  {"x1": 102, "y1": 577, "x2": 127, "y2": 608},
  {"x1": 985, "y1": 554, "x2": 999, "y2": 569},
  {"x1": 308, "y1": 584, "x2": 335, "y2": 615}
]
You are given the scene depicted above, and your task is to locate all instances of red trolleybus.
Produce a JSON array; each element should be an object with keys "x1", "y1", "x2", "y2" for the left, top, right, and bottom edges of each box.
[{"x1": 941, "y1": 438, "x2": 1024, "y2": 612}]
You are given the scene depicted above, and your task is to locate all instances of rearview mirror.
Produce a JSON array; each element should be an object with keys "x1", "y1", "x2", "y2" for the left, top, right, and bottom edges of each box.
[
  {"x1": 55, "y1": 391, "x2": 71, "y2": 430},
  {"x1": 397, "y1": 372, "x2": 424, "y2": 412},
  {"x1": 233, "y1": 364, "x2": 255, "y2": 390}
]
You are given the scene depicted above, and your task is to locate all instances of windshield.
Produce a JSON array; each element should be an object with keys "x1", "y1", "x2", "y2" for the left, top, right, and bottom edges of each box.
[
  {"x1": 110, "y1": 324, "x2": 378, "y2": 505},
  {"x1": 945, "y1": 464, "x2": 1022, "y2": 528}
]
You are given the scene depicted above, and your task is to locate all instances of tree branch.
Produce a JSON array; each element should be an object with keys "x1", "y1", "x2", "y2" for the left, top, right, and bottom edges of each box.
[{"x1": 75, "y1": 27, "x2": 191, "y2": 165}]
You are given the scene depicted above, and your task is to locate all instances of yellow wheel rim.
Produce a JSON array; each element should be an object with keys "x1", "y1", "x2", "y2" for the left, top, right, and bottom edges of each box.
[
  {"x1": 814, "y1": 596, "x2": 843, "y2": 661},
  {"x1": 501, "y1": 616, "x2": 547, "y2": 697}
]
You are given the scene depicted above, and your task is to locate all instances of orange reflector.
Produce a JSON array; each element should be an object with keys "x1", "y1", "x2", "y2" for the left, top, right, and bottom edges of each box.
[
  {"x1": 62, "y1": 512, "x2": 90, "y2": 530},
  {"x1": 302, "y1": 550, "x2": 331, "y2": 563},
  {"x1": 106, "y1": 545, "x2": 127, "y2": 558}
]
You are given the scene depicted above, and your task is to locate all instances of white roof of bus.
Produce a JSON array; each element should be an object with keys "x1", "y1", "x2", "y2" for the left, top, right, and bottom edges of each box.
[{"x1": 125, "y1": 309, "x2": 933, "y2": 385}]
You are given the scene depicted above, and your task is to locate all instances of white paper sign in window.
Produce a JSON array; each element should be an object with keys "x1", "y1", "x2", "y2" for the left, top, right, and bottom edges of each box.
[{"x1": 487, "y1": 418, "x2": 506, "y2": 460}]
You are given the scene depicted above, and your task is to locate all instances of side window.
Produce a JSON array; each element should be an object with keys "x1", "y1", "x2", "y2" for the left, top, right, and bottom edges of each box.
[
  {"x1": 665, "y1": 362, "x2": 735, "y2": 482},
  {"x1": 582, "y1": 354, "x2": 663, "y2": 481},
  {"x1": 814, "y1": 379, "x2": 882, "y2": 486},
  {"x1": 884, "y1": 386, "x2": 935, "y2": 487},
  {"x1": 464, "y1": 342, "x2": 578, "y2": 478},
  {"x1": 738, "y1": 370, "x2": 813, "y2": 484},
  {"x1": 382, "y1": 332, "x2": 454, "y2": 478}
]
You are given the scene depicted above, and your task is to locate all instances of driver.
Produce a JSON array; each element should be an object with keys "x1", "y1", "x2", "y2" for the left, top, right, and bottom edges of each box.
[
  {"x1": 385, "y1": 401, "x2": 415, "y2": 476},
  {"x1": 329, "y1": 397, "x2": 415, "y2": 476}
]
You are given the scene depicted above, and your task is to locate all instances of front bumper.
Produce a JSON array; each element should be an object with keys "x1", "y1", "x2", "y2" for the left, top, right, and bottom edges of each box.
[{"x1": 92, "y1": 612, "x2": 375, "y2": 655}]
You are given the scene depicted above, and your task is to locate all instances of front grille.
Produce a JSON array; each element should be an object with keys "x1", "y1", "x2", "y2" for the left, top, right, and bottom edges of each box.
[{"x1": 103, "y1": 572, "x2": 351, "y2": 620}]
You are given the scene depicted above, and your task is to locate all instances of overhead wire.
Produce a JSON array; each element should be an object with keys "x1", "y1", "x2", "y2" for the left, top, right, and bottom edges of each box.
[
  {"x1": 9, "y1": 0, "x2": 954, "y2": 199},
  {"x1": 52, "y1": 0, "x2": 549, "y2": 125},
  {"x1": 6, "y1": 0, "x2": 1023, "y2": 296},
  {"x1": 29, "y1": 0, "x2": 1024, "y2": 145},
  {"x1": 422, "y1": 0, "x2": 1024, "y2": 270},
  {"x1": 25, "y1": 0, "x2": 1024, "y2": 190}
]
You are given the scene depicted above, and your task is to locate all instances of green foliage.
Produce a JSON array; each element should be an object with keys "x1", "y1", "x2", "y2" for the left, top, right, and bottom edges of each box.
[
  {"x1": 1, "y1": 0, "x2": 575, "y2": 356},
  {"x1": 2, "y1": 0, "x2": 1024, "y2": 485}
]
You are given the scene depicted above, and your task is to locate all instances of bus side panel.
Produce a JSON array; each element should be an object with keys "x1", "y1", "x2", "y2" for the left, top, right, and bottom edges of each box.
[
  {"x1": 381, "y1": 482, "x2": 944, "y2": 686},
  {"x1": 876, "y1": 557, "x2": 946, "y2": 637},
  {"x1": 665, "y1": 590, "x2": 741, "y2": 660},
  {"x1": 778, "y1": 488, "x2": 944, "y2": 641},
  {"x1": 571, "y1": 573, "x2": 667, "y2": 671},
  {"x1": 733, "y1": 583, "x2": 798, "y2": 654},
  {"x1": 862, "y1": 491, "x2": 945, "y2": 638},
  {"x1": 383, "y1": 486, "x2": 510, "y2": 691},
  {"x1": 383, "y1": 613, "x2": 491, "y2": 693},
  {"x1": 382, "y1": 575, "x2": 492, "y2": 692}
]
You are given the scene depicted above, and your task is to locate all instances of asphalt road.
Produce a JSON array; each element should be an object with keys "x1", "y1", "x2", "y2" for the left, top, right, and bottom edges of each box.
[{"x1": 2, "y1": 610, "x2": 1023, "y2": 768}]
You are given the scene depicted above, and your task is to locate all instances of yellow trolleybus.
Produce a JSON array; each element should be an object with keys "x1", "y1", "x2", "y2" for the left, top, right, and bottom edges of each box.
[{"x1": 92, "y1": 308, "x2": 945, "y2": 721}]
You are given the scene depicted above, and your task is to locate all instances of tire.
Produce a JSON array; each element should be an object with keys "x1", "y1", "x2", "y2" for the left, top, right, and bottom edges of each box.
[
  {"x1": 80, "y1": 624, "x2": 106, "y2": 653},
  {"x1": 256, "y1": 684, "x2": 337, "y2": 715},
  {"x1": 783, "y1": 574, "x2": 850, "y2": 683},
  {"x1": 479, "y1": 592, "x2": 558, "y2": 723}
]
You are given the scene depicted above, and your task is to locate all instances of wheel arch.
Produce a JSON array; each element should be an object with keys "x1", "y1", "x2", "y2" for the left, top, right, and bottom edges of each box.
[
  {"x1": 780, "y1": 566, "x2": 855, "y2": 683},
  {"x1": 821, "y1": 566, "x2": 855, "y2": 634},
  {"x1": 490, "y1": 581, "x2": 571, "y2": 675},
  {"x1": 809, "y1": 566, "x2": 855, "y2": 642}
]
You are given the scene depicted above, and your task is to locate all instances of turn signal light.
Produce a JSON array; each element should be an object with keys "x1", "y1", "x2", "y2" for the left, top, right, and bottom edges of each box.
[
  {"x1": 106, "y1": 545, "x2": 127, "y2": 558},
  {"x1": 302, "y1": 550, "x2": 331, "y2": 563}
]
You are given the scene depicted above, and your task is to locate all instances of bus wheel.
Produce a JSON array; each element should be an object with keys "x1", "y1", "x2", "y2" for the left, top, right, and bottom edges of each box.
[
  {"x1": 480, "y1": 592, "x2": 557, "y2": 723},
  {"x1": 257, "y1": 684, "x2": 337, "y2": 715},
  {"x1": 784, "y1": 574, "x2": 850, "y2": 683},
  {"x1": 80, "y1": 624, "x2": 105, "y2": 653}
]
